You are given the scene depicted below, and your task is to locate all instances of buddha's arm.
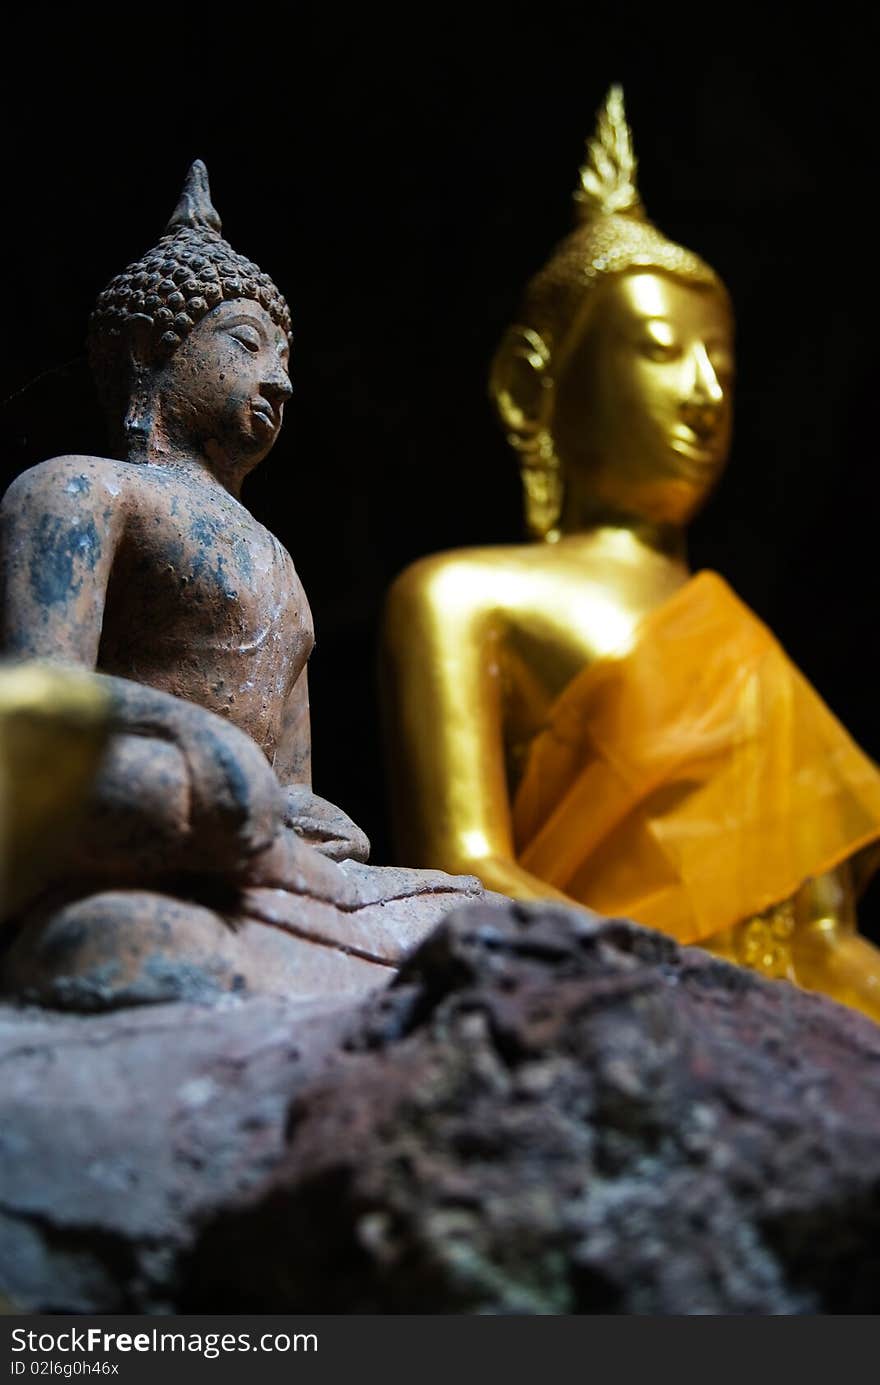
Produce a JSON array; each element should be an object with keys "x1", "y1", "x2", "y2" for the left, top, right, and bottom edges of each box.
[
  {"x1": 381, "y1": 563, "x2": 569, "y2": 902},
  {"x1": 0, "y1": 462, "x2": 282, "y2": 880},
  {"x1": 274, "y1": 667, "x2": 370, "y2": 862},
  {"x1": 273, "y1": 666, "x2": 312, "y2": 786},
  {"x1": 0, "y1": 459, "x2": 122, "y2": 664}
]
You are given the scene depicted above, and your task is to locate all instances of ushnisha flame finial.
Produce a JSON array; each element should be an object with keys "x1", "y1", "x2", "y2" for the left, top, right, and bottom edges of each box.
[
  {"x1": 164, "y1": 159, "x2": 223, "y2": 236},
  {"x1": 574, "y1": 85, "x2": 644, "y2": 222}
]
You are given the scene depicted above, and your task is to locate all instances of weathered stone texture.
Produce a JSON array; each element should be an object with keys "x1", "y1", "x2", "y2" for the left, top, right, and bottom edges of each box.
[{"x1": 3, "y1": 903, "x2": 880, "y2": 1314}]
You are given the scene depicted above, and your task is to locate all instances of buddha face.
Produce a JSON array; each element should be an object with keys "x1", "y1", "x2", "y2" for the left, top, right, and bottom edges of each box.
[
  {"x1": 146, "y1": 300, "x2": 292, "y2": 484},
  {"x1": 552, "y1": 270, "x2": 734, "y2": 526}
]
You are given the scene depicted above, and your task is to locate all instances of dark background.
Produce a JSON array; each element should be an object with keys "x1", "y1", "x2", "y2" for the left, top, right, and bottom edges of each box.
[{"x1": 1, "y1": 9, "x2": 877, "y2": 919}]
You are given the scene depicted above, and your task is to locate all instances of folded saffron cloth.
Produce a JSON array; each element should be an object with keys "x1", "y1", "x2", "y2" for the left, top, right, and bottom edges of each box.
[{"x1": 513, "y1": 571, "x2": 880, "y2": 944}]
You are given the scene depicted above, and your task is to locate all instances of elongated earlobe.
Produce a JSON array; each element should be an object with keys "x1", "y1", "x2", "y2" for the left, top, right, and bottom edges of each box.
[
  {"x1": 490, "y1": 325, "x2": 552, "y2": 435},
  {"x1": 490, "y1": 326, "x2": 562, "y2": 542}
]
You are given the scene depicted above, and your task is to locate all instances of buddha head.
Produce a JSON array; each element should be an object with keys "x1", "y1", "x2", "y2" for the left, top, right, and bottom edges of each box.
[
  {"x1": 490, "y1": 87, "x2": 734, "y2": 541},
  {"x1": 88, "y1": 162, "x2": 293, "y2": 487}
]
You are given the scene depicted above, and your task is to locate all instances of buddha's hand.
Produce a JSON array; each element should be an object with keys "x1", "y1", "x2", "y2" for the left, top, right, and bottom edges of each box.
[
  {"x1": 178, "y1": 713, "x2": 286, "y2": 869},
  {"x1": 282, "y1": 784, "x2": 371, "y2": 863},
  {"x1": 79, "y1": 676, "x2": 286, "y2": 880},
  {"x1": 242, "y1": 827, "x2": 361, "y2": 907}
]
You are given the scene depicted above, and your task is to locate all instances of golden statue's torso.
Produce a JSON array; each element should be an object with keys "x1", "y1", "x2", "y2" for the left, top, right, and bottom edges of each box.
[{"x1": 399, "y1": 531, "x2": 687, "y2": 791}]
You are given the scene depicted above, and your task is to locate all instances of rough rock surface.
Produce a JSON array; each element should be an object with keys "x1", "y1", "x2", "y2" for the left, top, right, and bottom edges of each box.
[{"x1": 3, "y1": 902, "x2": 880, "y2": 1314}]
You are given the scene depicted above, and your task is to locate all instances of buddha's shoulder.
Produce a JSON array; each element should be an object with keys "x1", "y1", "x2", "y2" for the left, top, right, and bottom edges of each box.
[
  {"x1": 1, "y1": 454, "x2": 136, "y2": 515},
  {"x1": 387, "y1": 543, "x2": 542, "y2": 610}
]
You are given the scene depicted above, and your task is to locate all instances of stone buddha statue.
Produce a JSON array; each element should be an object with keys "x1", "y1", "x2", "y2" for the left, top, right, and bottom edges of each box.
[
  {"x1": 0, "y1": 161, "x2": 484, "y2": 1010},
  {"x1": 382, "y1": 87, "x2": 880, "y2": 1022}
]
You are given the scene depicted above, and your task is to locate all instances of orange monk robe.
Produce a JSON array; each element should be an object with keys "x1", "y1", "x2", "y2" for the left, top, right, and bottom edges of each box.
[{"x1": 513, "y1": 572, "x2": 880, "y2": 945}]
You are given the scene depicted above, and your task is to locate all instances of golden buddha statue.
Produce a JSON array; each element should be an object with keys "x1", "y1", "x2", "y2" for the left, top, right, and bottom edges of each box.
[{"x1": 382, "y1": 86, "x2": 880, "y2": 1023}]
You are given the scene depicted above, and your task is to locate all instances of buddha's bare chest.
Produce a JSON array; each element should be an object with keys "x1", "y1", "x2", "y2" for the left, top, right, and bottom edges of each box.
[
  {"x1": 506, "y1": 572, "x2": 677, "y2": 691},
  {"x1": 98, "y1": 488, "x2": 312, "y2": 740},
  {"x1": 498, "y1": 562, "x2": 686, "y2": 777}
]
